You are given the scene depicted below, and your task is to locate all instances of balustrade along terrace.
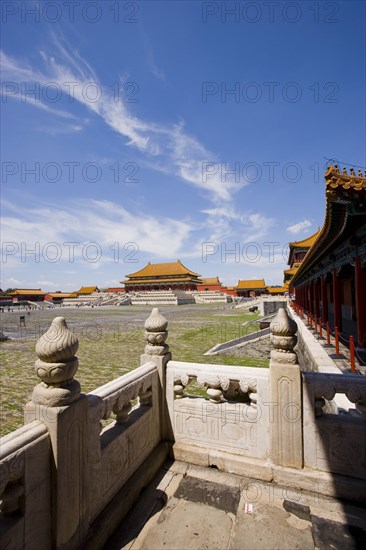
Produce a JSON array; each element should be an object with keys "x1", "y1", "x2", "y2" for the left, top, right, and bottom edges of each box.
[{"x1": 0, "y1": 307, "x2": 365, "y2": 549}]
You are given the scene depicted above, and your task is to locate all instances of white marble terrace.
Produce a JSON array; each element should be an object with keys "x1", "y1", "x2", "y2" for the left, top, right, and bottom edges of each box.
[{"x1": 0, "y1": 307, "x2": 365, "y2": 549}]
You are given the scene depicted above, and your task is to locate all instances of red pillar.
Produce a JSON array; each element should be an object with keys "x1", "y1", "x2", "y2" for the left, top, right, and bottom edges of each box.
[
  {"x1": 314, "y1": 279, "x2": 319, "y2": 318},
  {"x1": 304, "y1": 285, "x2": 307, "y2": 311},
  {"x1": 355, "y1": 256, "x2": 366, "y2": 347},
  {"x1": 332, "y1": 269, "x2": 342, "y2": 331},
  {"x1": 321, "y1": 276, "x2": 328, "y2": 324},
  {"x1": 309, "y1": 282, "x2": 314, "y2": 314}
]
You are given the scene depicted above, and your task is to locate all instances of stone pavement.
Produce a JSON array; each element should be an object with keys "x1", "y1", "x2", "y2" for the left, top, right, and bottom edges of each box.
[{"x1": 106, "y1": 461, "x2": 366, "y2": 550}]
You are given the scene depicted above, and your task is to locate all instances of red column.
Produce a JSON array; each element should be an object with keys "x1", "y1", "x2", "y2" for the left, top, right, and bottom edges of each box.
[
  {"x1": 309, "y1": 282, "x2": 314, "y2": 314},
  {"x1": 314, "y1": 279, "x2": 319, "y2": 318},
  {"x1": 355, "y1": 256, "x2": 366, "y2": 347},
  {"x1": 332, "y1": 269, "x2": 342, "y2": 331},
  {"x1": 321, "y1": 276, "x2": 328, "y2": 323}
]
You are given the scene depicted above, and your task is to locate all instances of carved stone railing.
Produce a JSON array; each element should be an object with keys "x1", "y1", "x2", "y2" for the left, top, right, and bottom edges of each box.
[
  {"x1": 167, "y1": 360, "x2": 270, "y2": 471},
  {"x1": 0, "y1": 421, "x2": 51, "y2": 549},
  {"x1": 2, "y1": 307, "x2": 366, "y2": 550},
  {"x1": 167, "y1": 307, "x2": 303, "y2": 475},
  {"x1": 303, "y1": 372, "x2": 366, "y2": 479},
  {"x1": 85, "y1": 360, "x2": 160, "y2": 525},
  {"x1": 2, "y1": 313, "x2": 168, "y2": 550}
]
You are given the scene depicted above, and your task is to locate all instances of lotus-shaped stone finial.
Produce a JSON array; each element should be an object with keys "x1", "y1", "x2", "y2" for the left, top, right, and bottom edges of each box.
[
  {"x1": 36, "y1": 317, "x2": 78, "y2": 362},
  {"x1": 144, "y1": 308, "x2": 168, "y2": 332},
  {"x1": 144, "y1": 308, "x2": 169, "y2": 356},
  {"x1": 32, "y1": 317, "x2": 80, "y2": 406}
]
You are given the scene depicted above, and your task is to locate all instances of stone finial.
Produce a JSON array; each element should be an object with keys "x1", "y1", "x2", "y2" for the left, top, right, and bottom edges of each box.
[
  {"x1": 144, "y1": 308, "x2": 169, "y2": 356},
  {"x1": 32, "y1": 317, "x2": 81, "y2": 406},
  {"x1": 270, "y1": 308, "x2": 298, "y2": 365}
]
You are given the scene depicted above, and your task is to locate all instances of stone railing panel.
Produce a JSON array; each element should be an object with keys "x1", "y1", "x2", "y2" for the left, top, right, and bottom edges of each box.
[
  {"x1": 167, "y1": 360, "x2": 269, "y2": 460},
  {"x1": 0, "y1": 421, "x2": 51, "y2": 550},
  {"x1": 303, "y1": 372, "x2": 366, "y2": 479},
  {"x1": 86, "y1": 360, "x2": 160, "y2": 523}
]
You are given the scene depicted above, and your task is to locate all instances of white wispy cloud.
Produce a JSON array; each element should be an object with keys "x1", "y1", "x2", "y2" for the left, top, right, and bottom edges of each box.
[
  {"x1": 1, "y1": 199, "x2": 193, "y2": 262},
  {"x1": 1, "y1": 40, "x2": 245, "y2": 202},
  {"x1": 201, "y1": 206, "x2": 275, "y2": 243},
  {"x1": 286, "y1": 219, "x2": 312, "y2": 234}
]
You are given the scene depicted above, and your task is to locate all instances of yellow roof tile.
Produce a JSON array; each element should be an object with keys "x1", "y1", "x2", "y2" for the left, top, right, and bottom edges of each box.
[
  {"x1": 284, "y1": 267, "x2": 298, "y2": 275},
  {"x1": 9, "y1": 289, "x2": 45, "y2": 295},
  {"x1": 123, "y1": 277, "x2": 200, "y2": 285},
  {"x1": 76, "y1": 286, "x2": 99, "y2": 294},
  {"x1": 236, "y1": 279, "x2": 266, "y2": 289},
  {"x1": 267, "y1": 286, "x2": 287, "y2": 294},
  {"x1": 289, "y1": 229, "x2": 321, "y2": 249},
  {"x1": 199, "y1": 277, "x2": 221, "y2": 285},
  {"x1": 126, "y1": 261, "x2": 200, "y2": 278}
]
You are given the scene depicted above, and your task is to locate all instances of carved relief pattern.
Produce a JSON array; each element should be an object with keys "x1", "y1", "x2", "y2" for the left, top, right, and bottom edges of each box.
[
  {"x1": 173, "y1": 372, "x2": 190, "y2": 399},
  {"x1": 98, "y1": 372, "x2": 155, "y2": 423},
  {"x1": 0, "y1": 451, "x2": 25, "y2": 515},
  {"x1": 173, "y1": 400, "x2": 262, "y2": 457},
  {"x1": 311, "y1": 375, "x2": 366, "y2": 417}
]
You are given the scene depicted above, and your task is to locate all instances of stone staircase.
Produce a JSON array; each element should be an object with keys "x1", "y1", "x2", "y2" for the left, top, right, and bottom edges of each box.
[
  {"x1": 130, "y1": 290, "x2": 195, "y2": 305},
  {"x1": 192, "y1": 290, "x2": 233, "y2": 304}
]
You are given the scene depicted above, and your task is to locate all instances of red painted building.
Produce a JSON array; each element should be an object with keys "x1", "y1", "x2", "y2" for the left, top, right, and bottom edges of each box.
[
  {"x1": 122, "y1": 261, "x2": 202, "y2": 291},
  {"x1": 235, "y1": 279, "x2": 267, "y2": 297},
  {"x1": 196, "y1": 277, "x2": 223, "y2": 292},
  {"x1": 8, "y1": 289, "x2": 46, "y2": 302},
  {"x1": 292, "y1": 165, "x2": 366, "y2": 353}
]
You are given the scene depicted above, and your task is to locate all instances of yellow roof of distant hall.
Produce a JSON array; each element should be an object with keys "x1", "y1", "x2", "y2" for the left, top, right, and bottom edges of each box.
[
  {"x1": 9, "y1": 289, "x2": 46, "y2": 295},
  {"x1": 284, "y1": 267, "x2": 299, "y2": 276},
  {"x1": 199, "y1": 277, "x2": 221, "y2": 285},
  {"x1": 236, "y1": 279, "x2": 266, "y2": 289},
  {"x1": 76, "y1": 286, "x2": 99, "y2": 294},
  {"x1": 289, "y1": 229, "x2": 321, "y2": 249},
  {"x1": 267, "y1": 286, "x2": 287, "y2": 294},
  {"x1": 126, "y1": 261, "x2": 200, "y2": 279}
]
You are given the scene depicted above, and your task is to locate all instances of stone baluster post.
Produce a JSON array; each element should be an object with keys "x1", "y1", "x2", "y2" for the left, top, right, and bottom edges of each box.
[
  {"x1": 25, "y1": 317, "x2": 89, "y2": 549},
  {"x1": 269, "y1": 308, "x2": 303, "y2": 469},
  {"x1": 140, "y1": 308, "x2": 172, "y2": 441}
]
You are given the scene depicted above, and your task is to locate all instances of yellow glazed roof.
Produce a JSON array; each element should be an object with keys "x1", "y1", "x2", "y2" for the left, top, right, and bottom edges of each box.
[
  {"x1": 199, "y1": 277, "x2": 221, "y2": 285},
  {"x1": 284, "y1": 267, "x2": 299, "y2": 276},
  {"x1": 236, "y1": 279, "x2": 266, "y2": 289},
  {"x1": 76, "y1": 286, "x2": 99, "y2": 294},
  {"x1": 9, "y1": 289, "x2": 45, "y2": 295},
  {"x1": 126, "y1": 261, "x2": 200, "y2": 278},
  {"x1": 289, "y1": 229, "x2": 321, "y2": 249},
  {"x1": 267, "y1": 286, "x2": 287, "y2": 294},
  {"x1": 123, "y1": 277, "x2": 200, "y2": 285}
]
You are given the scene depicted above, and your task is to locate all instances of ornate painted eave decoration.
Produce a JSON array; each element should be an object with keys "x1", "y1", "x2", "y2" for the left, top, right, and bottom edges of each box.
[
  {"x1": 325, "y1": 165, "x2": 366, "y2": 191},
  {"x1": 290, "y1": 165, "x2": 366, "y2": 287}
]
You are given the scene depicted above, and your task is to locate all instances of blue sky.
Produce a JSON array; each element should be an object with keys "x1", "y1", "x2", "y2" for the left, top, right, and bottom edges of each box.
[{"x1": 1, "y1": 0, "x2": 365, "y2": 291}]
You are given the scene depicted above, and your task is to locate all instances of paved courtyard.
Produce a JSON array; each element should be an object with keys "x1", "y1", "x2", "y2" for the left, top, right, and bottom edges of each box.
[{"x1": 105, "y1": 461, "x2": 366, "y2": 550}]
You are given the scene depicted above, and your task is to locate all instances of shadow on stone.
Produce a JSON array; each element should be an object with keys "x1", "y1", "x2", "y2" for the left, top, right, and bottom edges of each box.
[{"x1": 174, "y1": 476, "x2": 240, "y2": 514}]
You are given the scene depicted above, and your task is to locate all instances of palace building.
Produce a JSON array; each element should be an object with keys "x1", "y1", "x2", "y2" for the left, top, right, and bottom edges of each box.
[
  {"x1": 8, "y1": 289, "x2": 46, "y2": 302},
  {"x1": 284, "y1": 230, "x2": 321, "y2": 294},
  {"x1": 196, "y1": 277, "x2": 223, "y2": 291},
  {"x1": 292, "y1": 165, "x2": 366, "y2": 351},
  {"x1": 235, "y1": 279, "x2": 267, "y2": 297},
  {"x1": 122, "y1": 261, "x2": 202, "y2": 292}
]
